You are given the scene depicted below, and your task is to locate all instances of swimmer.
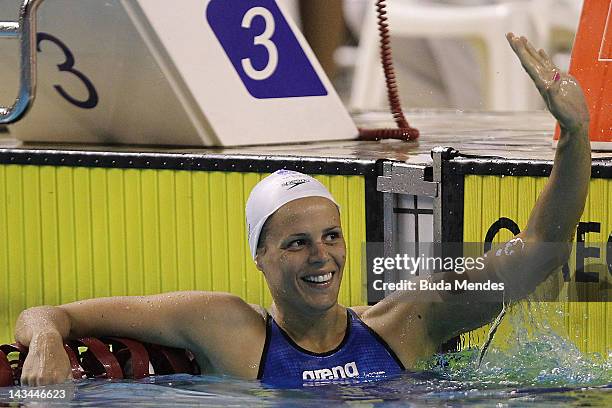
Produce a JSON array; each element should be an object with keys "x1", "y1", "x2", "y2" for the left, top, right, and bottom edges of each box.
[{"x1": 15, "y1": 34, "x2": 590, "y2": 386}]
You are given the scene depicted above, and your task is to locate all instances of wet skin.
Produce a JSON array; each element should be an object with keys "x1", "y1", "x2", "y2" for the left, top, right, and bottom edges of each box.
[
  {"x1": 255, "y1": 197, "x2": 346, "y2": 316},
  {"x1": 15, "y1": 34, "x2": 591, "y2": 386},
  {"x1": 255, "y1": 197, "x2": 351, "y2": 352}
]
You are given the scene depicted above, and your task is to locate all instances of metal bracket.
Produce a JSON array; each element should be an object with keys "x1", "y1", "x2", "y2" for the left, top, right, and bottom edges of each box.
[
  {"x1": 377, "y1": 160, "x2": 438, "y2": 296},
  {"x1": 0, "y1": 0, "x2": 45, "y2": 124},
  {"x1": 431, "y1": 146, "x2": 459, "y2": 243},
  {"x1": 377, "y1": 162, "x2": 438, "y2": 197},
  {"x1": 431, "y1": 146, "x2": 459, "y2": 183}
]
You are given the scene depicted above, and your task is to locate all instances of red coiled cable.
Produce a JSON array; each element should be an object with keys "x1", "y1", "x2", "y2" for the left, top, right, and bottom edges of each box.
[{"x1": 357, "y1": 0, "x2": 420, "y2": 142}]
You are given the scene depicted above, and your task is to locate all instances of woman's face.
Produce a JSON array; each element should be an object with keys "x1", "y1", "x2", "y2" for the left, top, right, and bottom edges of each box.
[{"x1": 256, "y1": 197, "x2": 346, "y2": 314}]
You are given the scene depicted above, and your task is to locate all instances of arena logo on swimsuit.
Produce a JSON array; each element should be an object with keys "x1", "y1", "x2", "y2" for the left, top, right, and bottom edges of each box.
[{"x1": 302, "y1": 361, "x2": 359, "y2": 381}]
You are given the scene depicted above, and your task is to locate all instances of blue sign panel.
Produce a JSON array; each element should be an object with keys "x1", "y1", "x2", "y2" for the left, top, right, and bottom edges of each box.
[{"x1": 206, "y1": 0, "x2": 327, "y2": 99}]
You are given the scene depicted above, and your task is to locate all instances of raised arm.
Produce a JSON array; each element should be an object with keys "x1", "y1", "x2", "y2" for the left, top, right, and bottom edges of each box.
[
  {"x1": 364, "y1": 34, "x2": 591, "y2": 366},
  {"x1": 446, "y1": 34, "x2": 592, "y2": 300},
  {"x1": 15, "y1": 291, "x2": 265, "y2": 386},
  {"x1": 507, "y1": 34, "x2": 591, "y2": 243}
]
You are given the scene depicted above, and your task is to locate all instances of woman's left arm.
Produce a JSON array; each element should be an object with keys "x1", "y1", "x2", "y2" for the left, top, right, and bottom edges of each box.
[{"x1": 362, "y1": 34, "x2": 591, "y2": 363}]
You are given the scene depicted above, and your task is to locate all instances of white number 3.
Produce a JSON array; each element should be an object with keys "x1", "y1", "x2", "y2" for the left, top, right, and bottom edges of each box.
[{"x1": 241, "y1": 7, "x2": 278, "y2": 81}]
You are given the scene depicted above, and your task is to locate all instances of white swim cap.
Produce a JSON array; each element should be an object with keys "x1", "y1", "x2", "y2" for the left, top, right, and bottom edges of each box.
[{"x1": 246, "y1": 170, "x2": 338, "y2": 260}]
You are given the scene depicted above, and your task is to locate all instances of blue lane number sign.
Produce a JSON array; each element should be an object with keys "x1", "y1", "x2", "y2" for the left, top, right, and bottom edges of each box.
[{"x1": 206, "y1": 0, "x2": 327, "y2": 99}]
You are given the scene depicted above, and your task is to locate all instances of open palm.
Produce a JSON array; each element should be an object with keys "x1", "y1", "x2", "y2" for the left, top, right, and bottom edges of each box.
[{"x1": 507, "y1": 33, "x2": 589, "y2": 132}]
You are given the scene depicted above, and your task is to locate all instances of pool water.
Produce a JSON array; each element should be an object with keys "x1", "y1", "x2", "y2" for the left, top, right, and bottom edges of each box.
[
  {"x1": 1, "y1": 370, "x2": 609, "y2": 407},
  {"x1": 1, "y1": 303, "x2": 610, "y2": 407}
]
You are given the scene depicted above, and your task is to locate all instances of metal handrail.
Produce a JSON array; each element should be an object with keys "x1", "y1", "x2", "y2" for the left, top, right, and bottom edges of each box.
[{"x1": 0, "y1": 0, "x2": 45, "y2": 124}]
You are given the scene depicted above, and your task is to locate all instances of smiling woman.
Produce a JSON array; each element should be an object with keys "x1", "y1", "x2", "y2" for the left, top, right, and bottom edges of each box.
[
  {"x1": 254, "y1": 196, "x2": 345, "y2": 313},
  {"x1": 245, "y1": 171, "x2": 404, "y2": 383},
  {"x1": 13, "y1": 35, "x2": 592, "y2": 388},
  {"x1": 247, "y1": 170, "x2": 345, "y2": 314}
]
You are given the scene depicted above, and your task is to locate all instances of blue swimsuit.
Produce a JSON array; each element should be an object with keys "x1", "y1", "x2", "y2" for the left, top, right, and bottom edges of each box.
[{"x1": 258, "y1": 309, "x2": 404, "y2": 385}]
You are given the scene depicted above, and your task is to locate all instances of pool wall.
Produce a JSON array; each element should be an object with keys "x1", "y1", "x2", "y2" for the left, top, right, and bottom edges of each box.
[
  {"x1": 455, "y1": 161, "x2": 611, "y2": 356},
  {"x1": 0, "y1": 160, "x2": 369, "y2": 344},
  {"x1": 0, "y1": 119, "x2": 609, "y2": 358}
]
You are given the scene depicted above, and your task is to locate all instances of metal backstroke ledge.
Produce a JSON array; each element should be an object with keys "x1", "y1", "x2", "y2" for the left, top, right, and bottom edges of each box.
[{"x1": 0, "y1": 0, "x2": 45, "y2": 124}]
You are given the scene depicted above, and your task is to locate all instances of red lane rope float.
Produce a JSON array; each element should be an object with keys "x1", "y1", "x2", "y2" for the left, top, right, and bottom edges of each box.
[
  {"x1": 105, "y1": 337, "x2": 151, "y2": 379},
  {"x1": 357, "y1": 0, "x2": 420, "y2": 142},
  {"x1": 0, "y1": 338, "x2": 200, "y2": 386},
  {"x1": 0, "y1": 344, "x2": 27, "y2": 386},
  {"x1": 145, "y1": 344, "x2": 200, "y2": 376},
  {"x1": 63, "y1": 343, "x2": 86, "y2": 380},
  {"x1": 0, "y1": 350, "x2": 14, "y2": 387},
  {"x1": 68, "y1": 337, "x2": 124, "y2": 380}
]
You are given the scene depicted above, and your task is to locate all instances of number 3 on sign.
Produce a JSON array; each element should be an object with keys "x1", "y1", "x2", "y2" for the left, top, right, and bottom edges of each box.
[
  {"x1": 37, "y1": 32, "x2": 99, "y2": 109},
  {"x1": 206, "y1": 0, "x2": 327, "y2": 99},
  {"x1": 241, "y1": 7, "x2": 278, "y2": 80}
]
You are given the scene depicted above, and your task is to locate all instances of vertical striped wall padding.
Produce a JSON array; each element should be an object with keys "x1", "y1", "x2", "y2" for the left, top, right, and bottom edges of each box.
[
  {"x1": 462, "y1": 175, "x2": 610, "y2": 356},
  {"x1": 0, "y1": 165, "x2": 367, "y2": 344}
]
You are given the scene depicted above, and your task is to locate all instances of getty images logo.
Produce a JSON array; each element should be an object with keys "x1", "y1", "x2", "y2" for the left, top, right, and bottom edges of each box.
[{"x1": 302, "y1": 361, "x2": 359, "y2": 381}]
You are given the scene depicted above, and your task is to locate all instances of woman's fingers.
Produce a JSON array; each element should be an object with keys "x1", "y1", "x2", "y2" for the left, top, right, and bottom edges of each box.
[
  {"x1": 508, "y1": 34, "x2": 590, "y2": 130},
  {"x1": 507, "y1": 34, "x2": 546, "y2": 89},
  {"x1": 507, "y1": 34, "x2": 538, "y2": 70},
  {"x1": 20, "y1": 373, "x2": 30, "y2": 386},
  {"x1": 523, "y1": 36, "x2": 545, "y2": 65},
  {"x1": 538, "y1": 48, "x2": 556, "y2": 70},
  {"x1": 21, "y1": 370, "x2": 70, "y2": 386},
  {"x1": 19, "y1": 337, "x2": 73, "y2": 386},
  {"x1": 506, "y1": 32, "x2": 519, "y2": 52}
]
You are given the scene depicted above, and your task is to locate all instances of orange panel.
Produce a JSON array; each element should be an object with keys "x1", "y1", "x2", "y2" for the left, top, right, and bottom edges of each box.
[{"x1": 555, "y1": 0, "x2": 612, "y2": 149}]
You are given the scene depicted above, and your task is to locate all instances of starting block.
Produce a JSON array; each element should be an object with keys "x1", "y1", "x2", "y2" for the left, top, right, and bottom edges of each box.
[{"x1": 0, "y1": 0, "x2": 356, "y2": 146}]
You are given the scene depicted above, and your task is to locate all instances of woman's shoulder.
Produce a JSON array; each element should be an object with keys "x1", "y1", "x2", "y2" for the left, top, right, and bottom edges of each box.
[
  {"x1": 348, "y1": 305, "x2": 370, "y2": 317},
  {"x1": 174, "y1": 291, "x2": 266, "y2": 329},
  {"x1": 248, "y1": 303, "x2": 269, "y2": 320}
]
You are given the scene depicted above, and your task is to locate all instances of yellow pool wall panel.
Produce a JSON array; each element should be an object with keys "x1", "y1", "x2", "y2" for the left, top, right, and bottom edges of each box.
[
  {"x1": 0, "y1": 165, "x2": 367, "y2": 344},
  {"x1": 462, "y1": 174, "x2": 610, "y2": 356}
]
